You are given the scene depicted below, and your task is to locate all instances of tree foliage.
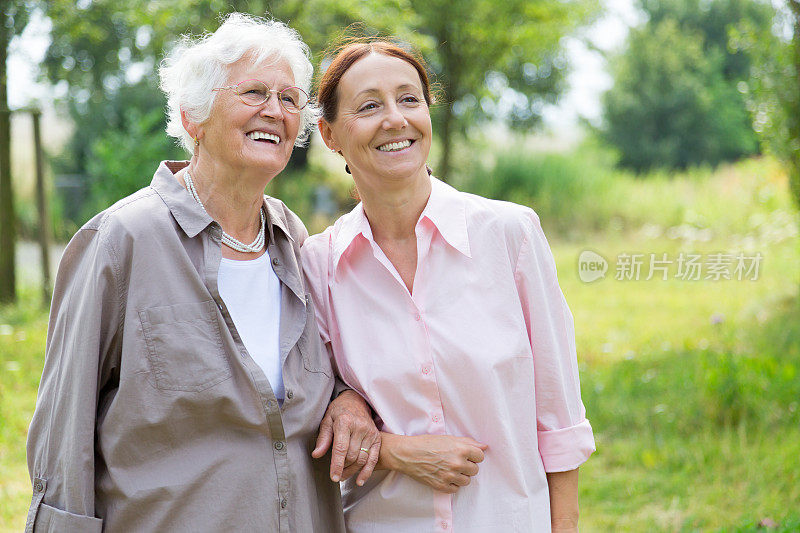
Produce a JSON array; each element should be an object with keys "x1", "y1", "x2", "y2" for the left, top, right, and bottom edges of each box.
[
  {"x1": 388, "y1": 0, "x2": 597, "y2": 178},
  {"x1": 600, "y1": 0, "x2": 774, "y2": 172},
  {"x1": 42, "y1": 0, "x2": 596, "y2": 219},
  {"x1": 731, "y1": 0, "x2": 800, "y2": 211}
]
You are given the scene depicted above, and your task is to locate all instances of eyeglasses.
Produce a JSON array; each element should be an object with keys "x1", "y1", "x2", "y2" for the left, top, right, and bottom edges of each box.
[{"x1": 213, "y1": 79, "x2": 309, "y2": 114}]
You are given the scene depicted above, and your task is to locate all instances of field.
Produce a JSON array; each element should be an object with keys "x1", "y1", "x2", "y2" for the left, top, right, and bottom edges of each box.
[{"x1": 1, "y1": 154, "x2": 798, "y2": 531}]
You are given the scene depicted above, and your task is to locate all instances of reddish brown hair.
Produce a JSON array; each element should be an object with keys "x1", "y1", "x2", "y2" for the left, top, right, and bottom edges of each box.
[{"x1": 317, "y1": 41, "x2": 433, "y2": 123}]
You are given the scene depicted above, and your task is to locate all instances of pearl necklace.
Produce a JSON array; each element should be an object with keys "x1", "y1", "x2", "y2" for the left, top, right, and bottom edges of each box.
[{"x1": 184, "y1": 171, "x2": 266, "y2": 253}]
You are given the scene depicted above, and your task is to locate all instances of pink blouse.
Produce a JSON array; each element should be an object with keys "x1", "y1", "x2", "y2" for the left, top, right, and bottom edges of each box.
[{"x1": 301, "y1": 177, "x2": 594, "y2": 532}]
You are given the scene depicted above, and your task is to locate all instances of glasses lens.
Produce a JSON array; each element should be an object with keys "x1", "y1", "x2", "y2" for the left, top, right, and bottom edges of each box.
[
  {"x1": 237, "y1": 80, "x2": 269, "y2": 106},
  {"x1": 279, "y1": 87, "x2": 308, "y2": 113}
]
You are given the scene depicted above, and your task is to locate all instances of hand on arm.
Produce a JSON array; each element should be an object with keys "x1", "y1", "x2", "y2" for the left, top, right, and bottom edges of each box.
[
  {"x1": 377, "y1": 433, "x2": 487, "y2": 494},
  {"x1": 547, "y1": 468, "x2": 580, "y2": 532},
  {"x1": 312, "y1": 390, "x2": 381, "y2": 486}
]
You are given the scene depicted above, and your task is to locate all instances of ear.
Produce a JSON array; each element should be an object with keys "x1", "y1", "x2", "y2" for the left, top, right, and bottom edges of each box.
[
  {"x1": 318, "y1": 118, "x2": 338, "y2": 152},
  {"x1": 181, "y1": 109, "x2": 202, "y2": 141}
]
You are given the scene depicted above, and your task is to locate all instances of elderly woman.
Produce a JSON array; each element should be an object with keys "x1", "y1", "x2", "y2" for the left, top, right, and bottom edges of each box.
[
  {"x1": 301, "y1": 41, "x2": 595, "y2": 532},
  {"x1": 26, "y1": 14, "x2": 379, "y2": 532}
]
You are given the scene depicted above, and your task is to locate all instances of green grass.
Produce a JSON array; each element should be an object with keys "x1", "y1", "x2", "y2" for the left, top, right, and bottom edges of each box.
[
  {"x1": 538, "y1": 153, "x2": 800, "y2": 529},
  {"x1": 1, "y1": 155, "x2": 798, "y2": 531},
  {"x1": 549, "y1": 227, "x2": 800, "y2": 530},
  {"x1": 0, "y1": 287, "x2": 49, "y2": 532}
]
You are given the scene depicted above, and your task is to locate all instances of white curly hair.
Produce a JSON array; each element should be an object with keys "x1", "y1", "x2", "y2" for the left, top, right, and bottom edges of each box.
[{"x1": 159, "y1": 12, "x2": 318, "y2": 152}]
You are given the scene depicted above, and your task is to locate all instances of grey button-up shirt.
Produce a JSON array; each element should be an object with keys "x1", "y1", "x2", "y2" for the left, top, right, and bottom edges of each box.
[{"x1": 26, "y1": 161, "x2": 344, "y2": 532}]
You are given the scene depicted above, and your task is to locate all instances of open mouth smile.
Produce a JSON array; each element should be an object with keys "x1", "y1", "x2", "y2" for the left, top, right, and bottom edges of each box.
[
  {"x1": 247, "y1": 131, "x2": 281, "y2": 144},
  {"x1": 377, "y1": 139, "x2": 413, "y2": 152}
]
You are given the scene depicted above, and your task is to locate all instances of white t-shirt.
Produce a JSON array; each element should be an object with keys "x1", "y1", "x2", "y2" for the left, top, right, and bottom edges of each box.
[{"x1": 218, "y1": 251, "x2": 284, "y2": 400}]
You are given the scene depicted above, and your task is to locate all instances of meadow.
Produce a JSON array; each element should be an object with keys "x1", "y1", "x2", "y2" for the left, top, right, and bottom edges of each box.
[{"x1": 1, "y1": 151, "x2": 798, "y2": 531}]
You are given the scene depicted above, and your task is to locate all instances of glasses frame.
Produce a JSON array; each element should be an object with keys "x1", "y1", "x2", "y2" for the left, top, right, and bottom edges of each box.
[{"x1": 212, "y1": 79, "x2": 309, "y2": 114}]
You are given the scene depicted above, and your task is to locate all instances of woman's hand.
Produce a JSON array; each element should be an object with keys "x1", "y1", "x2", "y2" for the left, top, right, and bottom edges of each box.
[
  {"x1": 379, "y1": 433, "x2": 488, "y2": 493},
  {"x1": 312, "y1": 390, "x2": 381, "y2": 486}
]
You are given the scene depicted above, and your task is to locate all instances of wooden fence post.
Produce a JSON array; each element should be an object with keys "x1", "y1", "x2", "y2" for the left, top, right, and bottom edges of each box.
[
  {"x1": 0, "y1": 104, "x2": 14, "y2": 304},
  {"x1": 32, "y1": 109, "x2": 51, "y2": 304}
]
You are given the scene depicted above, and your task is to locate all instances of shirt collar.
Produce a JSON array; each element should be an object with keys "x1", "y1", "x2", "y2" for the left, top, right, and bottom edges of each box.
[
  {"x1": 151, "y1": 160, "x2": 294, "y2": 243},
  {"x1": 331, "y1": 202, "x2": 373, "y2": 269},
  {"x1": 151, "y1": 161, "x2": 212, "y2": 238},
  {"x1": 421, "y1": 176, "x2": 472, "y2": 259},
  {"x1": 331, "y1": 175, "x2": 471, "y2": 271}
]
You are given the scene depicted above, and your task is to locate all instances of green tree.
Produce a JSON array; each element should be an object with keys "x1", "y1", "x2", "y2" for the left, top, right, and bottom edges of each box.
[
  {"x1": 732, "y1": 1, "x2": 800, "y2": 211},
  {"x1": 42, "y1": 0, "x2": 595, "y2": 213},
  {"x1": 600, "y1": 0, "x2": 774, "y2": 171},
  {"x1": 602, "y1": 19, "x2": 757, "y2": 171},
  {"x1": 0, "y1": 1, "x2": 35, "y2": 303},
  {"x1": 42, "y1": 0, "x2": 379, "y2": 222},
  {"x1": 392, "y1": 0, "x2": 596, "y2": 179}
]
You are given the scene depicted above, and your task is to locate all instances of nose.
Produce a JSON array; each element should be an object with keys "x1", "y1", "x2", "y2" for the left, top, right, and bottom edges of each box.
[
  {"x1": 259, "y1": 92, "x2": 283, "y2": 119},
  {"x1": 382, "y1": 102, "x2": 407, "y2": 130}
]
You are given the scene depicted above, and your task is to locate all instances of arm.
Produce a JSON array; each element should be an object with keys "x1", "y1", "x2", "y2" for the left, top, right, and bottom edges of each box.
[
  {"x1": 301, "y1": 236, "x2": 381, "y2": 485},
  {"x1": 375, "y1": 432, "x2": 487, "y2": 494},
  {"x1": 514, "y1": 211, "x2": 594, "y2": 525},
  {"x1": 26, "y1": 227, "x2": 121, "y2": 532},
  {"x1": 547, "y1": 468, "x2": 580, "y2": 532}
]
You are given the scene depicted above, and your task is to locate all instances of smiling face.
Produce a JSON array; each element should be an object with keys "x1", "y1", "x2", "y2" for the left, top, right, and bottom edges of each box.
[
  {"x1": 319, "y1": 53, "x2": 432, "y2": 191},
  {"x1": 194, "y1": 56, "x2": 301, "y2": 180}
]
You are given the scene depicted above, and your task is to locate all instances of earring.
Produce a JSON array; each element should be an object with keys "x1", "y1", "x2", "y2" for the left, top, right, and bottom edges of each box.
[
  {"x1": 345, "y1": 164, "x2": 351, "y2": 175},
  {"x1": 194, "y1": 137, "x2": 200, "y2": 147}
]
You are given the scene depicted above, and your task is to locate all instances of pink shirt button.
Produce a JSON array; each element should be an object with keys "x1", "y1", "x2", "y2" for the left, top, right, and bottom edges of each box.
[
  {"x1": 422, "y1": 365, "x2": 431, "y2": 375},
  {"x1": 440, "y1": 521, "x2": 449, "y2": 530},
  {"x1": 414, "y1": 313, "x2": 421, "y2": 321},
  {"x1": 431, "y1": 414, "x2": 441, "y2": 423}
]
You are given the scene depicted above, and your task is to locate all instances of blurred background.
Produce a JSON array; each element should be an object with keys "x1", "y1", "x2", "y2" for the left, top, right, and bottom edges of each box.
[{"x1": 1, "y1": 0, "x2": 798, "y2": 530}]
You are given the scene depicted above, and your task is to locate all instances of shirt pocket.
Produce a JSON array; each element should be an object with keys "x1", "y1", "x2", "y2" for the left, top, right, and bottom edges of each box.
[
  {"x1": 139, "y1": 300, "x2": 232, "y2": 392},
  {"x1": 297, "y1": 293, "x2": 333, "y2": 378}
]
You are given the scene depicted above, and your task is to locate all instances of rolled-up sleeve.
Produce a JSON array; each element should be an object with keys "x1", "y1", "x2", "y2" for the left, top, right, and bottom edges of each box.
[
  {"x1": 514, "y1": 211, "x2": 595, "y2": 473},
  {"x1": 26, "y1": 225, "x2": 121, "y2": 532}
]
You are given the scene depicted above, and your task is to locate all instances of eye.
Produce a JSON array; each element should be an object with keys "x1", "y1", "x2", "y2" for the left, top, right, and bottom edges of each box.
[
  {"x1": 358, "y1": 102, "x2": 379, "y2": 112},
  {"x1": 401, "y1": 95, "x2": 420, "y2": 104},
  {"x1": 242, "y1": 88, "x2": 267, "y2": 99}
]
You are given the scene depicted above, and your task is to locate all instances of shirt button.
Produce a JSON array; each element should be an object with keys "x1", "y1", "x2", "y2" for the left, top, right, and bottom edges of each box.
[
  {"x1": 274, "y1": 441, "x2": 285, "y2": 451},
  {"x1": 280, "y1": 497, "x2": 288, "y2": 509},
  {"x1": 422, "y1": 365, "x2": 431, "y2": 375},
  {"x1": 414, "y1": 313, "x2": 421, "y2": 321},
  {"x1": 432, "y1": 414, "x2": 441, "y2": 423},
  {"x1": 286, "y1": 390, "x2": 294, "y2": 400},
  {"x1": 33, "y1": 480, "x2": 43, "y2": 493},
  {"x1": 272, "y1": 257, "x2": 280, "y2": 266},
  {"x1": 440, "y1": 521, "x2": 449, "y2": 530}
]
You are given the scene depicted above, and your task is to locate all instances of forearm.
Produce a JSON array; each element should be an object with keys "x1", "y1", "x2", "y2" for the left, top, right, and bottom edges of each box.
[
  {"x1": 375, "y1": 432, "x2": 403, "y2": 471},
  {"x1": 547, "y1": 468, "x2": 580, "y2": 531}
]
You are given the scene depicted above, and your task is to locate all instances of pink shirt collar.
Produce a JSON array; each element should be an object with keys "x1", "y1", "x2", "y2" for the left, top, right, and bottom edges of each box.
[{"x1": 331, "y1": 176, "x2": 472, "y2": 270}]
